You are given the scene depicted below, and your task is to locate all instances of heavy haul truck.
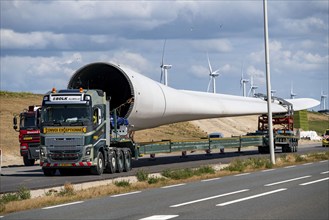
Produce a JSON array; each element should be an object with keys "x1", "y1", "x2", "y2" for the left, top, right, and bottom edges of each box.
[
  {"x1": 38, "y1": 62, "x2": 317, "y2": 176},
  {"x1": 13, "y1": 105, "x2": 41, "y2": 166},
  {"x1": 39, "y1": 88, "x2": 134, "y2": 176}
]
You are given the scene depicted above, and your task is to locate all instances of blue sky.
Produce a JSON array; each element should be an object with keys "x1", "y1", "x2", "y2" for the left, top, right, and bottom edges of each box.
[{"x1": 1, "y1": 1, "x2": 328, "y2": 110}]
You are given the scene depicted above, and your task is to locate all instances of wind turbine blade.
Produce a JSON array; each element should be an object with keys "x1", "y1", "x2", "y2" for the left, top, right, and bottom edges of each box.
[
  {"x1": 207, "y1": 52, "x2": 213, "y2": 74},
  {"x1": 160, "y1": 69, "x2": 163, "y2": 83},
  {"x1": 207, "y1": 77, "x2": 212, "y2": 92},
  {"x1": 161, "y1": 39, "x2": 167, "y2": 66}
]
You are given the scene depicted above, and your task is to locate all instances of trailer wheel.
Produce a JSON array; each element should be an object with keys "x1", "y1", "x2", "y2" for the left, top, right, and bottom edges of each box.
[
  {"x1": 23, "y1": 155, "x2": 35, "y2": 166},
  {"x1": 116, "y1": 150, "x2": 124, "y2": 173},
  {"x1": 91, "y1": 151, "x2": 104, "y2": 175},
  {"x1": 105, "y1": 152, "x2": 117, "y2": 174},
  {"x1": 123, "y1": 150, "x2": 132, "y2": 172},
  {"x1": 42, "y1": 168, "x2": 56, "y2": 176}
]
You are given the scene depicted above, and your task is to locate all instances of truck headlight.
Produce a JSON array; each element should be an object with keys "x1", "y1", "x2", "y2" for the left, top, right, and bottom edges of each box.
[{"x1": 85, "y1": 147, "x2": 91, "y2": 155}]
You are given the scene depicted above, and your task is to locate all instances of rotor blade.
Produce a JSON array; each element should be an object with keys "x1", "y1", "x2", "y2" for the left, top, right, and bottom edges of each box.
[
  {"x1": 160, "y1": 68, "x2": 163, "y2": 83},
  {"x1": 161, "y1": 39, "x2": 167, "y2": 66},
  {"x1": 207, "y1": 77, "x2": 212, "y2": 92},
  {"x1": 207, "y1": 52, "x2": 213, "y2": 74}
]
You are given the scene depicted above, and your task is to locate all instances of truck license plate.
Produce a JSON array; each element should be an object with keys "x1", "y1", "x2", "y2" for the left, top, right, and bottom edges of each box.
[{"x1": 60, "y1": 164, "x2": 70, "y2": 167}]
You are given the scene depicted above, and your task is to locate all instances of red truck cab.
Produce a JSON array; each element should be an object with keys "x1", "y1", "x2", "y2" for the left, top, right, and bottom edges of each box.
[{"x1": 13, "y1": 105, "x2": 41, "y2": 166}]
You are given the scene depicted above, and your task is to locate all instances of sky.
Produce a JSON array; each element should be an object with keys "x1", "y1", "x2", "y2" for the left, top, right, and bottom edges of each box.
[{"x1": 1, "y1": 0, "x2": 328, "y2": 111}]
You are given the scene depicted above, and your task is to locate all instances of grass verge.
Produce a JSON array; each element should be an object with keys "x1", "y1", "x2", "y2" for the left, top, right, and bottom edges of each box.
[{"x1": 1, "y1": 151, "x2": 328, "y2": 215}]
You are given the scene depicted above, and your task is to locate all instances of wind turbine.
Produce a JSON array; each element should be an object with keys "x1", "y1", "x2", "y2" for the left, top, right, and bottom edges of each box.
[
  {"x1": 320, "y1": 90, "x2": 327, "y2": 110},
  {"x1": 248, "y1": 76, "x2": 258, "y2": 97},
  {"x1": 206, "y1": 53, "x2": 221, "y2": 93},
  {"x1": 290, "y1": 82, "x2": 297, "y2": 99},
  {"x1": 240, "y1": 63, "x2": 249, "y2": 97},
  {"x1": 160, "y1": 39, "x2": 172, "y2": 86}
]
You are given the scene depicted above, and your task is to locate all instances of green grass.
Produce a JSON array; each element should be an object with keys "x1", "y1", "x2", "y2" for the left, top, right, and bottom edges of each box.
[
  {"x1": 0, "y1": 90, "x2": 43, "y2": 98},
  {"x1": 309, "y1": 120, "x2": 329, "y2": 135}
]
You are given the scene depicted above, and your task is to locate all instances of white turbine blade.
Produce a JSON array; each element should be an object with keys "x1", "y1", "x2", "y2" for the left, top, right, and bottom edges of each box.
[
  {"x1": 207, "y1": 77, "x2": 212, "y2": 92},
  {"x1": 160, "y1": 68, "x2": 163, "y2": 83},
  {"x1": 207, "y1": 53, "x2": 213, "y2": 74},
  {"x1": 161, "y1": 39, "x2": 167, "y2": 66}
]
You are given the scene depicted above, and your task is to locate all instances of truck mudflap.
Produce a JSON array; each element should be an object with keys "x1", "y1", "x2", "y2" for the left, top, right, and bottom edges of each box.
[{"x1": 40, "y1": 161, "x2": 93, "y2": 167}]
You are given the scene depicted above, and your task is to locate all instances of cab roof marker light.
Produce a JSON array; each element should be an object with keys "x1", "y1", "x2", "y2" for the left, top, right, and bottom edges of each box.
[
  {"x1": 52, "y1": 88, "x2": 56, "y2": 93},
  {"x1": 79, "y1": 87, "x2": 84, "y2": 93}
]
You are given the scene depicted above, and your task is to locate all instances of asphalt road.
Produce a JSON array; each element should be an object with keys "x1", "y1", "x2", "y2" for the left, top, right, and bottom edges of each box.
[
  {"x1": 1, "y1": 158, "x2": 328, "y2": 219},
  {"x1": 0, "y1": 143, "x2": 327, "y2": 194}
]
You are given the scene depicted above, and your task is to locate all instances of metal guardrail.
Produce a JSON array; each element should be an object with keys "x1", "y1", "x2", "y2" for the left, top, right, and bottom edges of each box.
[{"x1": 137, "y1": 135, "x2": 265, "y2": 155}]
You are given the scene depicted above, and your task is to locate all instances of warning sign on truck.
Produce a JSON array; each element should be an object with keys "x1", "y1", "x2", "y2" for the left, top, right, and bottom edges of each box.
[{"x1": 43, "y1": 127, "x2": 86, "y2": 133}]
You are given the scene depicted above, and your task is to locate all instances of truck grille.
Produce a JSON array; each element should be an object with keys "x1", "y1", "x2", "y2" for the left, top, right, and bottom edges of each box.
[
  {"x1": 45, "y1": 136, "x2": 84, "y2": 146},
  {"x1": 45, "y1": 136, "x2": 84, "y2": 161}
]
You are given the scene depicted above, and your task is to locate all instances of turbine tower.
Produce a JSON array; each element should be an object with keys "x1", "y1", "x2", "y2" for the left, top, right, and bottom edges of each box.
[
  {"x1": 160, "y1": 39, "x2": 172, "y2": 86},
  {"x1": 321, "y1": 90, "x2": 327, "y2": 110},
  {"x1": 248, "y1": 76, "x2": 258, "y2": 97},
  {"x1": 290, "y1": 82, "x2": 297, "y2": 99},
  {"x1": 240, "y1": 63, "x2": 249, "y2": 97},
  {"x1": 206, "y1": 53, "x2": 221, "y2": 93}
]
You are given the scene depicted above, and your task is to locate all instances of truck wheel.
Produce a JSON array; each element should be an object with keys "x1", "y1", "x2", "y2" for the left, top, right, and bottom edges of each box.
[
  {"x1": 123, "y1": 150, "x2": 132, "y2": 172},
  {"x1": 42, "y1": 168, "x2": 56, "y2": 176},
  {"x1": 105, "y1": 152, "x2": 117, "y2": 174},
  {"x1": 116, "y1": 150, "x2": 124, "y2": 173},
  {"x1": 91, "y1": 151, "x2": 104, "y2": 175},
  {"x1": 23, "y1": 155, "x2": 35, "y2": 166}
]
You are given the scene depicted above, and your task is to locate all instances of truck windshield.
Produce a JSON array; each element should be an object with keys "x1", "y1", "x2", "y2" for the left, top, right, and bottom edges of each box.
[
  {"x1": 41, "y1": 105, "x2": 91, "y2": 126},
  {"x1": 20, "y1": 114, "x2": 37, "y2": 129}
]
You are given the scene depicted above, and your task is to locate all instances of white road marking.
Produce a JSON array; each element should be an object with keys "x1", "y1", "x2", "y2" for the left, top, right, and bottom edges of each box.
[
  {"x1": 284, "y1": 165, "x2": 296, "y2": 169},
  {"x1": 299, "y1": 177, "x2": 329, "y2": 186},
  {"x1": 216, "y1": 188, "x2": 287, "y2": 206},
  {"x1": 161, "y1": 183, "x2": 186, "y2": 189},
  {"x1": 302, "y1": 162, "x2": 313, "y2": 166},
  {"x1": 110, "y1": 191, "x2": 141, "y2": 197},
  {"x1": 42, "y1": 201, "x2": 84, "y2": 209},
  {"x1": 234, "y1": 173, "x2": 250, "y2": 176},
  {"x1": 264, "y1": 175, "x2": 311, "y2": 186},
  {"x1": 319, "y1": 160, "x2": 328, "y2": 163},
  {"x1": 261, "y1": 169, "x2": 276, "y2": 172},
  {"x1": 139, "y1": 215, "x2": 179, "y2": 220},
  {"x1": 170, "y1": 189, "x2": 249, "y2": 208},
  {"x1": 201, "y1": 177, "x2": 221, "y2": 182},
  {"x1": 320, "y1": 171, "x2": 329, "y2": 174}
]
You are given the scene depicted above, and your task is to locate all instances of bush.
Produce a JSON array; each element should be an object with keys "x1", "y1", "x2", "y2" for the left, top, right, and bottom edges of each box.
[
  {"x1": 17, "y1": 186, "x2": 31, "y2": 200},
  {"x1": 225, "y1": 159, "x2": 245, "y2": 172},
  {"x1": 58, "y1": 182, "x2": 75, "y2": 196},
  {"x1": 161, "y1": 168, "x2": 194, "y2": 180},
  {"x1": 195, "y1": 165, "x2": 215, "y2": 175},
  {"x1": 136, "y1": 169, "x2": 149, "y2": 182},
  {"x1": 114, "y1": 180, "x2": 131, "y2": 187},
  {"x1": 147, "y1": 177, "x2": 161, "y2": 184}
]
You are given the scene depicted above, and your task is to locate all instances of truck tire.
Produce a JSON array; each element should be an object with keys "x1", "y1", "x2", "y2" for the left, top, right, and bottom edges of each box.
[
  {"x1": 116, "y1": 150, "x2": 124, "y2": 173},
  {"x1": 105, "y1": 152, "x2": 117, "y2": 174},
  {"x1": 23, "y1": 155, "x2": 35, "y2": 166},
  {"x1": 123, "y1": 150, "x2": 132, "y2": 172},
  {"x1": 91, "y1": 151, "x2": 104, "y2": 175},
  {"x1": 42, "y1": 168, "x2": 56, "y2": 176}
]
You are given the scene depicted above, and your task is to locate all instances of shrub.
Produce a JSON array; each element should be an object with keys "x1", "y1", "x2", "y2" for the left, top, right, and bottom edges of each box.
[
  {"x1": 58, "y1": 182, "x2": 75, "y2": 196},
  {"x1": 225, "y1": 159, "x2": 245, "y2": 172},
  {"x1": 195, "y1": 165, "x2": 215, "y2": 175},
  {"x1": 147, "y1": 177, "x2": 161, "y2": 184},
  {"x1": 114, "y1": 180, "x2": 131, "y2": 187},
  {"x1": 136, "y1": 169, "x2": 149, "y2": 182},
  {"x1": 17, "y1": 186, "x2": 31, "y2": 200}
]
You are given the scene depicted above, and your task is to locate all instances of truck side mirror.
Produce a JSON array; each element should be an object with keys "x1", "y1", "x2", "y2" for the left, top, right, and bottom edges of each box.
[{"x1": 13, "y1": 116, "x2": 18, "y2": 131}]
